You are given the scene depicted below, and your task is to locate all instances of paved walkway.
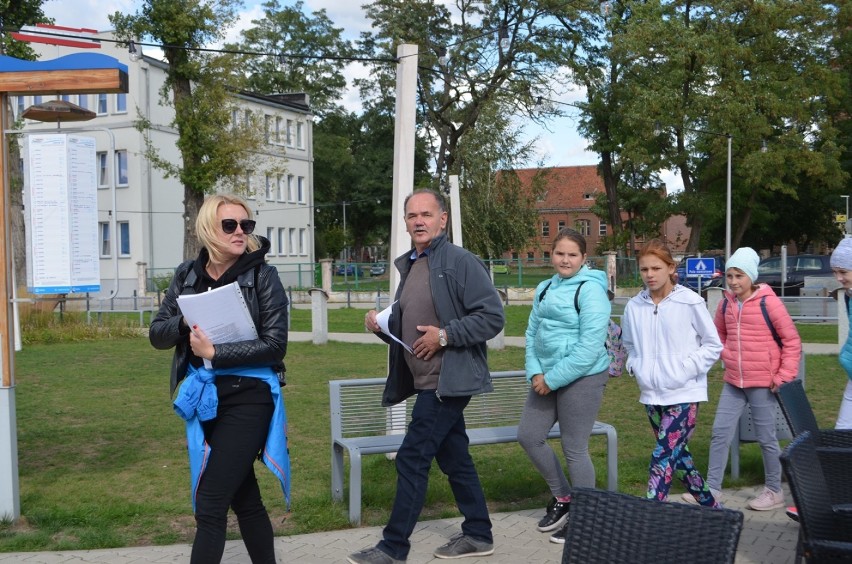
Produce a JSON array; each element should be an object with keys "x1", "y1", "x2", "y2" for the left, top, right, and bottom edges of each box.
[
  {"x1": 0, "y1": 484, "x2": 799, "y2": 563},
  {"x1": 0, "y1": 331, "x2": 819, "y2": 563}
]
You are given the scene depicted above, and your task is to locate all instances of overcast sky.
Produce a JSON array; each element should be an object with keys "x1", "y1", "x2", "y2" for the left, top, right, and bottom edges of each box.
[{"x1": 39, "y1": 0, "x2": 673, "y2": 181}]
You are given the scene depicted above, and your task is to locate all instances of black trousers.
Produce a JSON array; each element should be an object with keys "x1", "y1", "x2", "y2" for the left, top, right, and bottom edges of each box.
[{"x1": 190, "y1": 401, "x2": 276, "y2": 564}]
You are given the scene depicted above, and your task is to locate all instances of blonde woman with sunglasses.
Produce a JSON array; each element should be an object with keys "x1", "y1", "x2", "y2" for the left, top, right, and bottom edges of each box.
[{"x1": 150, "y1": 194, "x2": 289, "y2": 564}]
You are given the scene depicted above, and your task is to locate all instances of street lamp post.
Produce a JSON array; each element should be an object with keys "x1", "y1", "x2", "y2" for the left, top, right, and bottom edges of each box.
[
  {"x1": 842, "y1": 195, "x2": 850, "y2": 237},
  {"x1": 725, "y1": 133, "x2": 732, "y2": 263},
  {"x1": 342, "y1": 200, "x2": 349, "y2": 283},
  {"x1": 654, "y1": 122, "x2": 732, "y2": 262}
]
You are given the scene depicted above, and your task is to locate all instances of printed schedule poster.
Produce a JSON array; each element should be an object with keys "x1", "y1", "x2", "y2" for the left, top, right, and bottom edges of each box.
[{"x1": 24, "y1": 134, "x2": 100, "y2": 294}]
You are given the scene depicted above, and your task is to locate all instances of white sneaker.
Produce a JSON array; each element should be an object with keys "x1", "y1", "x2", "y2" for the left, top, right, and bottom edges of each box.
[
  {"x1": 747, "y1": 487, "x2": 785, "y2": 511},
  {"x1": 681, "y1": 488, "x2": 722, "y2": 505}
]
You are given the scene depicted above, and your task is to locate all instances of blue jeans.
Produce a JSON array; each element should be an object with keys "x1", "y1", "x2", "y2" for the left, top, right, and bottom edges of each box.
[{"x1": 378, "y1": 390, "x2": 492, "y2": 560}]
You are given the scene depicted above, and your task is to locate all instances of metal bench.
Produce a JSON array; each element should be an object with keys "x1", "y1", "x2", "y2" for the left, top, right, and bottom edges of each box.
[{"x1": 330, "y1": 370, "x2": 618, "y2": 525}]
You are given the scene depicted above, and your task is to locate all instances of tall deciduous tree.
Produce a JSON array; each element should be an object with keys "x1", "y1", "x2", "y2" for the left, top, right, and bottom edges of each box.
[
  {"x1": 228, "y1": 0, "x2": 353, "y2": 117},
  {"x1": 110, "y1": 0, "x2": 267, "y2": 259},
  {"x1": 361, "y1": 0, "x2": 579, "y2": 178},
  {"x1": 611, "y1": 0, "x2": 844, "y2": 252},
  {"x1": 456, "y1": 101, "x2": 544, "y2": 259}
]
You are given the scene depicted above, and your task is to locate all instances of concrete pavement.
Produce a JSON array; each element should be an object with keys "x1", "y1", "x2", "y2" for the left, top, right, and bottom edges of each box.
[{"x1": 0, "y1": 484, "x2": 799, "y2": 563}]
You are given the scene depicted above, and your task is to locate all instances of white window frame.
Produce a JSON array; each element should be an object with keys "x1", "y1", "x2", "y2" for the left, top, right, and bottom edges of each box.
[
  {"x1": 99, "y1": 222, "x2": 111, "y2": 257},
  {"x1": 97, "y1": 93, "x2": 108, "y2": 115},
  {"x1": 264, "y1": 114, "x2": 272, "y2": 142},
  {"x1": 296, "y1": 122, "x2": 304, "y2": 149},
  {"x1": 245, "y1": 170, "x2": 254, "y2": 199},
  {"x1": 278, "y1": 228, "x2": 287, "y2": 256},
  {"x1": 575, "y1": 219, "x2": 591, "y2": 236},
  {"x1": 77, "y1": 94, "x2": 88, "y2": 110},
  {"x1": 275, "y1": 117, "x2": 283, "y2": 144},
  {"x1": 287, "y1": 175, "x2": 295, "y2": 202},
  {"x1": 118, "y1": 221, "x2": 130, "y2": 257},
  {"x1": 541, "y1": 221, "x2": 550, "y2": 237},
  {"x1": 276, "y1": 174, "x2": 285, "y2": 201},
  {"x1": 97, "y1": 152, "x2": 109, "y2": 188},
  {"x1": 286, "y1": 120, "x2": 294, "y2": 146},
  {"x1": 115, "y1": 150, "x2": 129, "y2": 187},
  {"x1": 299, "y1": 228, "x2": 307, "y2": 255},
  {"x1": 289, "y1": 228, "x2": 297, "y2": 256},
  {"x1": 266, "y1": 227, "x2": 275, "y2": 254},
  {"x1": 297, "y1": 176, "x2": 305, "y2": 203},
  {"x1": 115, "y1": 93, "x2": 127, "y2": 114},
  {"x1": 599, "y1": 221, "x2": 607, "y2": 236},
  {"x1": 265, "y1": 174, "x2": 274, "y2": 201}
]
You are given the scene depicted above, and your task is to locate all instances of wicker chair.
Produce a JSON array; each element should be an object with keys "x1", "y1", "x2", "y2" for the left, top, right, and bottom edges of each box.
[
  {"x1": 777, "y1": 379, "x2": 852, "y2": 448},
  {"x1": 561, "y1": 488, "x2": 744, "y2": 564},
  {"x1": 780, "y1": 432, "x2": 852, "y2": 563},
  {"x1": 776, "y1": 379, "x2": 852, "y2": 504}
]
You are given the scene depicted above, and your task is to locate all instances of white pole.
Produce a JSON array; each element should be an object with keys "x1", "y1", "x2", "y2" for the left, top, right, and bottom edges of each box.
[
  {"x1": 448, "y1": 174, "x2": 462, "y2": 248},
  {"x1": 388, "y1": 44, "x2": 418, "y2": 294},
  {"x1": 725, "y1": 133, "x2": 732, "y2": 263},
  {"x1": 386, "y1": 44, "x2": 419, "y2": 449}
]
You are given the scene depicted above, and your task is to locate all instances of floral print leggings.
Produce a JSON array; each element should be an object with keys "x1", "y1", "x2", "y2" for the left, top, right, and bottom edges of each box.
[{"x1": 646, "y1": 403, "x2": 720, "y2": 507}]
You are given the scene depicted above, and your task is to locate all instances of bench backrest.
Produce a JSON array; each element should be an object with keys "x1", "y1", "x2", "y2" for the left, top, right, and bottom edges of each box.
[{"x1": 330, "y1": 370, "x2": 530, "y2": 440}]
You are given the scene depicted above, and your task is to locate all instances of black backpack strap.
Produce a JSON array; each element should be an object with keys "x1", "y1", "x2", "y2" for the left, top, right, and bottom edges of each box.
[
  {"x1": 574, "y1": 280, "x2": 587, "y2": 314},
  {"x1": 760, "y1": 295, "x2": 783, "y2": 349},
  {"x1": 538, "y1": 281, "x2": 553, "y2": 302}
]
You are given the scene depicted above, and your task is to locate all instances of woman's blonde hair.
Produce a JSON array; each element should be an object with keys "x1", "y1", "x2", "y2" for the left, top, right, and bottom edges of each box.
[
  {"x1": 637, "y1": 238, "x2": 678, "y2": 284},
  {"x1": 196, "y1": 194, "x2": 260, "y2": 264}
]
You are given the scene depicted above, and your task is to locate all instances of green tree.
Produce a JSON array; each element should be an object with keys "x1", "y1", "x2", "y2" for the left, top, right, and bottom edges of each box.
[
  {"x1": 611, "y1": 0, "x2": 845, "y2": 252},
  {"x1": 456, "y1": 101, "x2": 544, "y2": 260},
  {"x1": 360, "y1": 0, "x2": 577, "y2": 182},
  {"x1": 110, "y1": 0, "x2": 268, "y2": 259},
  {"x1": 228, "y1": 0, "x2": 353, "y2": 117},
  {"x1": 1, "y1": 0, "x2": 51, "y2": 287}
]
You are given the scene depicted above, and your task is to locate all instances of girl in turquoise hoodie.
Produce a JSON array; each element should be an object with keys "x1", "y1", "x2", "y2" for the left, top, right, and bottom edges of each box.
[
  {"x1": 518, "y1": 228, "x2": 611, "y2": 544},
  {"x1": 831, "y1": 238, "x2": 852, "y2": 430}
]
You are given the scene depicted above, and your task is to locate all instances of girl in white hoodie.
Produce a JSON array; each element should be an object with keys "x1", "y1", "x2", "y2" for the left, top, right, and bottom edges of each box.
[{"x1": 622, "y1": 239, "x2": 723, "y2": 507}]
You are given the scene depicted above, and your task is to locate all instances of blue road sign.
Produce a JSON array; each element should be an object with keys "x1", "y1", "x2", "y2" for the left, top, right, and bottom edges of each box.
[{"x1": 686, "y1": 257, "x2": 715, "y2": 277}]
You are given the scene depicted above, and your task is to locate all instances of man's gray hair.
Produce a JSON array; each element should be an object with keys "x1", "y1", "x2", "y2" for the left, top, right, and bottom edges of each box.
[{"x1": 404, "y1": 189, "x2": 447, "y2": 213}]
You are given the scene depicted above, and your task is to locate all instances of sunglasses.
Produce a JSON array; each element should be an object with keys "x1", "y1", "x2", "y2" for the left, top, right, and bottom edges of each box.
[{"x1": 221, "y1": 219, "x2": 256, "y2": 235}]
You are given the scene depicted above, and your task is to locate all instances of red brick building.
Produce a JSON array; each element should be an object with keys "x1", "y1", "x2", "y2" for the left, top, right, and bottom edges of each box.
[{"x1": 508, "y1": 165, "x2": 689, "y2": 264}]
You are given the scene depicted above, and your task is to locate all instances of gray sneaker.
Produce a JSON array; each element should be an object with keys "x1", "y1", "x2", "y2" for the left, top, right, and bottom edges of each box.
[
  {"x1": 347, "y1": 546, "x2": 405, "y2": 564},
  {"x1": 433, "y1": 533, "x2": 495, "y2": 559}
]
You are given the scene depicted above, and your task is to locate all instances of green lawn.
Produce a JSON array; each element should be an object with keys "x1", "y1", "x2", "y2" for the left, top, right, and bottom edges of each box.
[
  {"x1": 290, "y1": 305, "x2": 840, "y2": 343},
  {"x1": 1, "y1": 331, "x2": 846, "y2": 552}
]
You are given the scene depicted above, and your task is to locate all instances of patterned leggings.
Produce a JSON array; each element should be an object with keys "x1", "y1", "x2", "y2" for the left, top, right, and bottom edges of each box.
[{"x1": 646, "y1": 403, "x2": 719, "y2": 507}]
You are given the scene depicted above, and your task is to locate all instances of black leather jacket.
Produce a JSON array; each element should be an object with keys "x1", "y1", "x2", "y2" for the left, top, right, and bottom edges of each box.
[{"x1": 150, "y1": 243, "x2": 288, "y2": 396}]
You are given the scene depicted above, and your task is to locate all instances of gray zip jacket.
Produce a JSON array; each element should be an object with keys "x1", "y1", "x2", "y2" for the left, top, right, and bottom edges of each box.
[{"x1": 380, "y1": 233, "x2": 505, "y2": 406}]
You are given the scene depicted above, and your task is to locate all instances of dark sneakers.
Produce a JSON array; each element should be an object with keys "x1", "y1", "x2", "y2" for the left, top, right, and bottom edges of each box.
[
  {"x1": 433, "y1": 533, "x2": 495, "y2": 559},
  {"x1": 537, "y1": 497, "x2": 570, "y2": 532},
  {"x1": 549, "y1": 522, "x2": 568, "y2": 544},
  {"x1": 347, "y1": 547, "x2": 405, "y2": 564}
]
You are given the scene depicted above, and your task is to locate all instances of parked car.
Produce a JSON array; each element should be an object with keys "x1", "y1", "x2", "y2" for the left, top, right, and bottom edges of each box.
[
  {"x1": 675, "y1": 255, "x2": 726, "y2": 293},
  {"x1": 491, "y1": 260, "x2": 511, "y2": 275},
  {"x1": 335, "y1": 264, "x2": 364, "y2": 277},
  {"x1": 757, "y1": 254, "x2": 832, "y2": 296},
  {"x1": 369, "y1": 263, "x2": 387, "y2": 276}
]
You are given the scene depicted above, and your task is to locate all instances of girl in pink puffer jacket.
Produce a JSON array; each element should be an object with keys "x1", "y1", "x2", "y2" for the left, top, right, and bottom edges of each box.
[{"x1": 682, "y1": 247, "x2": 801, "y2": 512}]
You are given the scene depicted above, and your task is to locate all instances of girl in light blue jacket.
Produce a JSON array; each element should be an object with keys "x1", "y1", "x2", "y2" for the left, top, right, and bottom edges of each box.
[
  {"x1": 622, "y1": 239, "x2": 723, "y2": 508},
  {"x1": 518, "y1": 229, "x2": 611, "y2": 543}
]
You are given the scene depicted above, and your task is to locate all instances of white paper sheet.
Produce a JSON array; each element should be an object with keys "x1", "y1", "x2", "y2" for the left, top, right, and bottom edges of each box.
[
  {"x1": 376, "y1": 301, "x2": 413, "y2": 354},
  {"x1": 177, "y1": 281, "x2": 258, "y2": 368}
]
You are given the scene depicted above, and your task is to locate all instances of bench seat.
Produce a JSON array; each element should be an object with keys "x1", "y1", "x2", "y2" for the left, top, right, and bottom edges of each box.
[{"x1": 330, "y1": 371, "x2": 618, "y2": 525}]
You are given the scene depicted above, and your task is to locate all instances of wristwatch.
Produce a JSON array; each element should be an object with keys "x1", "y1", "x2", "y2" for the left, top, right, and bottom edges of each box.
[{"x1": 438, "y1": 329, "x2": 448, "y2": 347}]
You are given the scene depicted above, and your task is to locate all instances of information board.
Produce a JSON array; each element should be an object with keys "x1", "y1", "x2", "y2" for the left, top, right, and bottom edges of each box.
[{"x1": 24, "y1": 134, "x2": 100, "y2": 294}]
